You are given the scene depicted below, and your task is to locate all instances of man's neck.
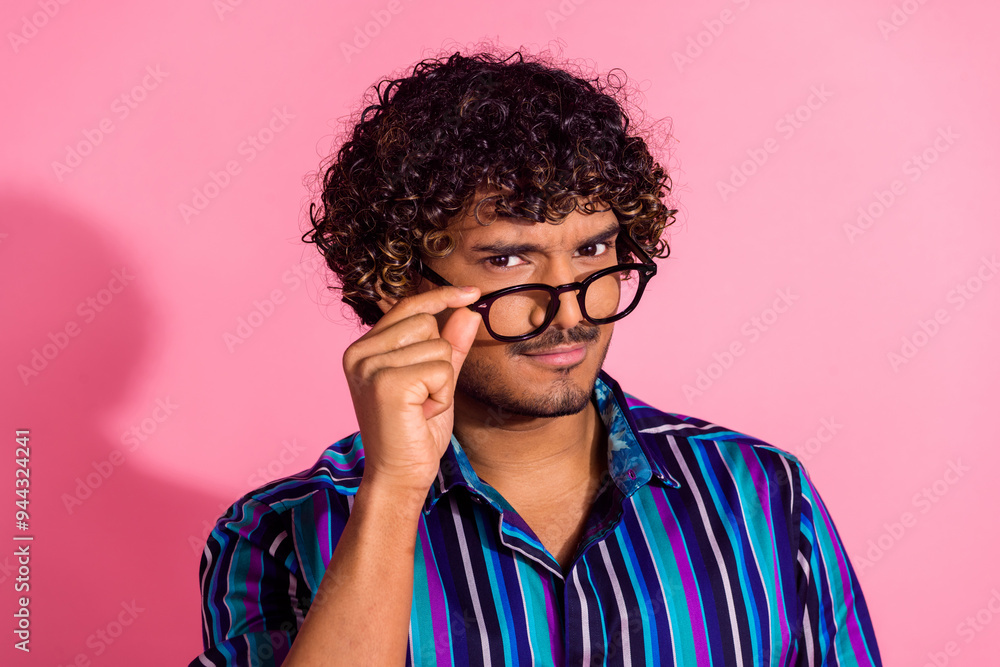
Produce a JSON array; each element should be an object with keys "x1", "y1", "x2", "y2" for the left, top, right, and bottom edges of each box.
[{"x1": 451, "y1": 392, "x2": 608, "y2": 505}]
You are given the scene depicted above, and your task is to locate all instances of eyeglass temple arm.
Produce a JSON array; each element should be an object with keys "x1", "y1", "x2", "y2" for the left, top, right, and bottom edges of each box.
[
  {"x1": 619, "y1": 229, "x2": 657, "y2": 269},
  {"x1": 418, "y1": 260, "x2": 456, "y2": 287}
]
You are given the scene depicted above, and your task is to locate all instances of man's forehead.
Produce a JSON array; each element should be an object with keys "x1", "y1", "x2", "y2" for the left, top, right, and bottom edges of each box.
[{"x1": 448, "y1": 194, "x2": 619, "y2": 249}]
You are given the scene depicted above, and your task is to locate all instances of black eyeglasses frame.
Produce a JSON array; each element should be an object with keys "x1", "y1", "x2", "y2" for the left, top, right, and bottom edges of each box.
[{"x1": 417, "y1": 229, "x2": 658, "y2": 342}]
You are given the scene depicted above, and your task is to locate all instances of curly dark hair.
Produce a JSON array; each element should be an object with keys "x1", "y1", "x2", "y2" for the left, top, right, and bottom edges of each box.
[{"x1": 303, "y1": 48, "x2": 677, "y2": 327}]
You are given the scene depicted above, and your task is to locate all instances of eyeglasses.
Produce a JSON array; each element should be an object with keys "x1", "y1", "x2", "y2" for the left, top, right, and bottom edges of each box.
[{"x1": 418, "y1": 229, "x2": 658, "y2": 342}]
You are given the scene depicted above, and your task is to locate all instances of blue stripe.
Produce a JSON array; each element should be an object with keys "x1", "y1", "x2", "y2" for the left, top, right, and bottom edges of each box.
[
  {"x1": 190, "y1": 370, "x2": 883, "y2": 666},
  {"x1": 473, "y1": 508, "x2": 516, "y2": 666},
  {"x1": 614, "y1": 518, "x2": 656, "y2": 663}
]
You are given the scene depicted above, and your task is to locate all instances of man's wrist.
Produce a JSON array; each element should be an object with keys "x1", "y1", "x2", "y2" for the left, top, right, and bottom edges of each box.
[{"x1": 354, "y1": 473, "x2": 429, "y2": 520}]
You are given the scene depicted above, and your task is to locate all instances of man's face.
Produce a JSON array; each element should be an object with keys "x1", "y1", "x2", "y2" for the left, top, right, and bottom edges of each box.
[{"x1": 422, "y1": 196, "x2": 620, "y2": 420}]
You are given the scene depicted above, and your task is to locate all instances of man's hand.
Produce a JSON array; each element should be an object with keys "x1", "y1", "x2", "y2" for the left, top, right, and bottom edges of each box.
[
  {"x1": 283, "y1": 285, "x2": 482, "y2": 667},
  {"x1": 342, "y1": 285, "x2": 482, "y2": 500}
]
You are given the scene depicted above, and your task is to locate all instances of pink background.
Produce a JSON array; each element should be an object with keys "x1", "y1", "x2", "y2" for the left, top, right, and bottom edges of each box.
[{"x1": 2, "y1": 0, "x2": 998, "y2": 664}]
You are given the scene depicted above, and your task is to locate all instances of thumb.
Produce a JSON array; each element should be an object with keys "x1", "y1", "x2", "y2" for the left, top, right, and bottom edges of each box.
[{"x1": 439, "y1": 306, "x2": 483, "y2": 377}]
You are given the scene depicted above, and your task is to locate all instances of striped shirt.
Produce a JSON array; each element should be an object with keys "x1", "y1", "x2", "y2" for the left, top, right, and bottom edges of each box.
[{"x1": 191, "y1": 370, "x2": 881, "y2": 666}]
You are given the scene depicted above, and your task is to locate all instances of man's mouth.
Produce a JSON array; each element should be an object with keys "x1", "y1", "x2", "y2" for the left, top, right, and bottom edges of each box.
[{"x1": 521, "y1": 344, "x2": 587, "y2": 366}]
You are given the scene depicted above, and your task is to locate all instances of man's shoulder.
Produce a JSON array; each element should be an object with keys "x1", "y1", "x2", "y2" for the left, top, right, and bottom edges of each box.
[
  {"x1": 222, "y1": 431, "x2": 366, "y2": 519},
  {"x1": 199, "y1": 434, "x2": 365, "y2": 581},
  {"x1": 621, "y1": 390, "x2": 805, "y2": 472}
]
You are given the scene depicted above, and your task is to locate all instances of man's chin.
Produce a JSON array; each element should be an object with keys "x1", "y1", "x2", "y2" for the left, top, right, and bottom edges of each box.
[
  {"x1": 457, "y1": 357, "x2": 605, "y2": 419},
  {"x1": 458, "y1": 375, "x2": 594, "y2": 419},
  {"x1": 456, "y1": 327, "x2": 612, "y2": 420}
]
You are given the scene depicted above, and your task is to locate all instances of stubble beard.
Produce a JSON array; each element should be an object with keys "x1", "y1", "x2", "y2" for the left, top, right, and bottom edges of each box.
[{"x1": 456, "y1": 325, "x2": 612, "y2": 419}]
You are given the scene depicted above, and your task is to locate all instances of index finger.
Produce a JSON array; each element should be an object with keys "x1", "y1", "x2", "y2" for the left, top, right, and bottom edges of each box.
[{"x1": 370, "y1": 284, "x2": 481, "y2": 335}]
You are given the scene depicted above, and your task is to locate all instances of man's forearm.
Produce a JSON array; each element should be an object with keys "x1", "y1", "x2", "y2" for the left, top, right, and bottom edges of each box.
[{"x1": 282, "y1": 480, "x2": 424, "y2": 666}]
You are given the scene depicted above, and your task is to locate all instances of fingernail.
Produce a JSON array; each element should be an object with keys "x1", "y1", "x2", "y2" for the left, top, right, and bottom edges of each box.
[{"x1": 460, "y1": 286, "x2": 477, "y2": 293}]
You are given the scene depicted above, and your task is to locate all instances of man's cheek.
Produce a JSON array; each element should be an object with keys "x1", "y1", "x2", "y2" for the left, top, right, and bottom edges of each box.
[{"x1": 474, "y1": 314, "x2": 491, "y2": 341}]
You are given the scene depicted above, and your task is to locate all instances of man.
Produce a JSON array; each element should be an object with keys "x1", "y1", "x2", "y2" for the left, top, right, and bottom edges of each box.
[{"x1": 191, "y1": 50, "x2": 881, "y2": 666}]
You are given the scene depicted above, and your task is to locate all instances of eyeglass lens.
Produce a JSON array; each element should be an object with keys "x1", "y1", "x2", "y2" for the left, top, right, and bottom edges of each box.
[{"x1": 486, "y1": 269, "x2": 642, "y2": 338}]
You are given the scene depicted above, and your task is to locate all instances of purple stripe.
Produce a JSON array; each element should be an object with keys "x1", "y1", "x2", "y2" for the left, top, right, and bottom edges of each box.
[
  {"x1": 810, "y1": 484, "x2": 868, "y2": 660},
  {"x1": 744, "y1": 452, "x2": 791, "y2": 645},
  {"x1": 315, "y1": 495, "x2": 331, "y2": 570},
  {"x1": 321, "y1": 434, "x2": 366, "y2": 471},
  {"x1": 241, "y1": 503, "x2": 268, "y2": 629},
  {"x1": 652, "y1": 488, "x2": 710, "y2": 665},
  {"x1": 324, "y1": 460, "x2": 362, "y2": 472},
  {"x1": 324, "y1": 452, "x2": 364, "y2": 471},
  {"x1": 418, "y1": 522, "x2": 452, "y2": 665},
  {"x1": 542, "y1": 573, "x2": 564, "y2": 664},
  {"x1": 196, "y1": 371, "x2": 882, "y2": 666},
  {"x1": 625, "y1": 394, "x2": 652, "y2": 408}
]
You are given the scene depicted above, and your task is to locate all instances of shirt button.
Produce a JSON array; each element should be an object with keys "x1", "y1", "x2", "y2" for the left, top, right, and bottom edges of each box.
[{"x1": 627, "y1": 469, "x2": 636, "y2": 480}]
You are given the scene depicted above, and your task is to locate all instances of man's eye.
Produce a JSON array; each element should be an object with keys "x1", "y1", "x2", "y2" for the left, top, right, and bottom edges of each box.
[
  {"x1": 485, "y1": 255, "x2": 525, "y2": 269},
  {"x1": 578, "y1": 242, "x2": 611, "y2": 257}
]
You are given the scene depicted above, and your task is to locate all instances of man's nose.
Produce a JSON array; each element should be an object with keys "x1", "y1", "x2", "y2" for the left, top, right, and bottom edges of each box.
[
  {"x1": 549, "y1": 287, "x2": 586, "y2": 330},
  {"x1": 541, "y1": 261, "x2": 588, "y2": 331}
]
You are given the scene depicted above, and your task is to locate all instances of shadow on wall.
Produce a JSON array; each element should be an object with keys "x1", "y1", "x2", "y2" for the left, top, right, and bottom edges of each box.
[{"x1": 0, "y1": 190, "x2": 226, "y2": 665}]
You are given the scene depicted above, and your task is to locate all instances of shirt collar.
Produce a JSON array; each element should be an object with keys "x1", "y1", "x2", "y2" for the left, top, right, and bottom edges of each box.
[{"x1": 422, "y1": 369, "x2": 680, "y2": 514}]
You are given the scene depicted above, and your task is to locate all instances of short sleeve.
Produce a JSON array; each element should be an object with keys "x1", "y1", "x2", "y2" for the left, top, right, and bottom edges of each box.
[
  {"x1": 189, "y1": 497, "x2": 309, "y2": 667},
  {"x1": 793, "y1": 464, "x2": 882, "y2": 666}
]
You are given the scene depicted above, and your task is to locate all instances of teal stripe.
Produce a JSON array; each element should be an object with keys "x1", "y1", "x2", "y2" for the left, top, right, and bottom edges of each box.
[
  {"x1": 580, "y1": 556, "x2": 609, "y2": 664},
  {"x1": 193, "y1": 370, "x2": 882, "y2": 666},
  {"x1": 410, "y1": 526, "x2": 431, "y2": 664},
  {"x1": 503, "y1": 522, "x2": 545, "y2": 549},
  {"x1": 289, "y1": 501, "x2": 322, "y2": 591},
  {"x1": 719, "y1": 445, "x2": 785, "y2": 662},
  {"x1": 692, "y1": 444, "x2": 764, "y2": 657},
  {"x1": 804, "y1": 484, "x2": 859, "y2": 662},
  {"x1": 656, "y1": 487, "x2": 716, "y2": 664},
  {"x1": 515, "y1": 557, "x2": 553, "y2": 664},
  {"x1": 631, "y1": 488, "x2": 691, "y2": 664},
  {"x1": 614, "y1": 520, "x2": 656, "y2": 664},
  {"x1": 473, "y1": 510, "x2": 515, "y2": 666}
]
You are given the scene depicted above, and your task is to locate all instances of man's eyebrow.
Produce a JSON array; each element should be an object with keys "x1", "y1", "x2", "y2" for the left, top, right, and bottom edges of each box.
[{"x1": 468, "y1": 222, "x2": 621, "y2": 256}]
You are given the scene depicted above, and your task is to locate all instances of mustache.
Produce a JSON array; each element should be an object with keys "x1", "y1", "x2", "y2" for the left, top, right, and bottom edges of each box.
[{"x1": 508, "y1": 324, "x2": 601, "y2": 355}]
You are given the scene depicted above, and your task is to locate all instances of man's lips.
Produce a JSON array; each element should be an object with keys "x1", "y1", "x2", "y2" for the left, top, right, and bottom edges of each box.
[{"x1": 521, "y1": 344, "x2": 587, "y2": 366}]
